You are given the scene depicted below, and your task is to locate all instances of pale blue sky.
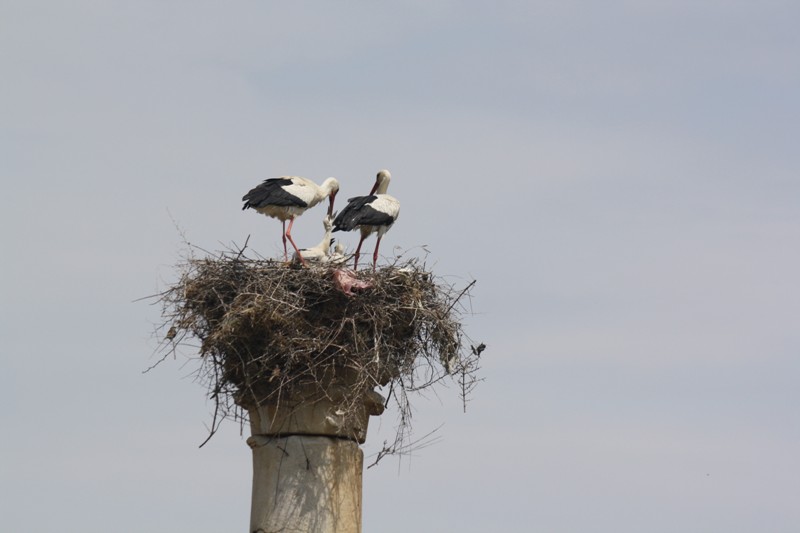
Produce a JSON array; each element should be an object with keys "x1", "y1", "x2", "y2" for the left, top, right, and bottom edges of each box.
[{"x1": 2, "y1": 2, "x2": 799, "y2": 532}]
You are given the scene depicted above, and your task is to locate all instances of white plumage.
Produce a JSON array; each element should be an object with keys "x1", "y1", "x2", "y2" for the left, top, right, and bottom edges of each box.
[{"x1": 329, "y1": 241, "x2": 348, "y2": 265}]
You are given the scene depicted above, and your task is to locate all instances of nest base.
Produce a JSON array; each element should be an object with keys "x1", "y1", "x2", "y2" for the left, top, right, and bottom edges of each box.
[{"x1": 154, "y1": 250, "x2": 480, "y2": 454}]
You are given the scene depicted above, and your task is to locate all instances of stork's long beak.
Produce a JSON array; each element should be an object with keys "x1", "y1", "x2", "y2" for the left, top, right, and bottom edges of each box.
[
  {"x1": 369, "y1": 179, "x2": 379, "y2": 195},
  {"x1": 327, "y1": 191, "x2": 337, "y2": 217}
]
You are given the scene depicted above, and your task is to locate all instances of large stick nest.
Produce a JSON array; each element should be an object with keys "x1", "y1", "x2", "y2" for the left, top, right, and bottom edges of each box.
[{"x1": 151, "y1": 247, "x2": 482, "y2": 451}]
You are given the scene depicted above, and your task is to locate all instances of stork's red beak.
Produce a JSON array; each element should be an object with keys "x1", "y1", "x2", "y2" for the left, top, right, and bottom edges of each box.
[
  {"x1": 327, "y1": 191, "x2": 337, "y2": 216},
  {"x1": 369, "y1": 179, "x2": 379, "y2": 195}
]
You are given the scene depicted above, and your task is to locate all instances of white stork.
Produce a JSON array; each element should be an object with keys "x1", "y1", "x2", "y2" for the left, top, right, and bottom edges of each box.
[
  {"x1": 242, "y1": 176, "x2": 340, "y2": 265},
  {"x1": 332, "y1": 169, "x2": 400, "y2": 270},
  {"x1": 293, "y1": 214, "x2": 335, "y2": 263}
]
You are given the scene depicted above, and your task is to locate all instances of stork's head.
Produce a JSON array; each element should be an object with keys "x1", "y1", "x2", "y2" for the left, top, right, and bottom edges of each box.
[
  {"x1": 370, "y1": 169, "x2": 392, "y2": 195},
  {"x1": 324, "y1": 177, "x2": 340, "y2": 216}
]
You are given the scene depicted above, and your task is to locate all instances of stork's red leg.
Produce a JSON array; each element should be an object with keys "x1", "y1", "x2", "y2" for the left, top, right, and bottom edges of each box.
[
  {"x1": 281, "y1": 220, "x2": 288, "y2": 260},
  {"x1": 285, "y1": 217, "x2": 307, "y2": 266},
  {"x1": 372, "y1": 235, "x2": 383, "y2": 271},
  {"x1": 353, "y1": 235, "x2": 366, "y2": 271}
]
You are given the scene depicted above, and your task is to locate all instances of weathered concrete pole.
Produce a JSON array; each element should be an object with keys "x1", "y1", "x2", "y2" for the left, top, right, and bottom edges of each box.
[{"x1": 241, "y1": 376, "x2": 386, "y2": 533}]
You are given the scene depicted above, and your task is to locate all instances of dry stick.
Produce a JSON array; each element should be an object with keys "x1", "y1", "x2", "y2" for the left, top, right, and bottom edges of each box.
[
  {"x1": 234, "y1": 235, "x2": 251, "y2": 260},
  {"x1": 198, "y1": 355, "x2": 223, "y2": 448},
  {"x1": 445, "y1": 279, "x2": 476, "y2": 314},
  {"x1": 142, "y1": 350, "x2": 171, "y2": 374}
]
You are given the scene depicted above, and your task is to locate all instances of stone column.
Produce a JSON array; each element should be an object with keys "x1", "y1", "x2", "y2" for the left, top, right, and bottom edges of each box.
[{"x1": 243, "y1": 383, "x2": 385, "y2": 533}]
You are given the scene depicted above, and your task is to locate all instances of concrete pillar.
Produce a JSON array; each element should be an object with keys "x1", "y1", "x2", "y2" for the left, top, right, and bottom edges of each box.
[
  {"x1": 243, "y1": 383, "x2": 385, "y2": 533},
  {"x1": 247, "y1": 435, "x2": 363, "y2": 533}
]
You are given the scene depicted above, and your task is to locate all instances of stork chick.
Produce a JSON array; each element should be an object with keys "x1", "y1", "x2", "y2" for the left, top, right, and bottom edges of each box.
[
  {"x1": 293, "y1": 215, "x2": 335, "y2": 263},
  {"x1": 329, "y1": 241, "x2": 348, "y2": 265}
]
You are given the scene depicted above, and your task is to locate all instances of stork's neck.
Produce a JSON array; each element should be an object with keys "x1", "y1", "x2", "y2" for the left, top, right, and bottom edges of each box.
[{"x1": 374, "y1": 176, "x2": 390, "y2": 195}]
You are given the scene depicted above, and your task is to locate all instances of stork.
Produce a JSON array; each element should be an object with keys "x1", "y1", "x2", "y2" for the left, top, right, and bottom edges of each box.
[
  {"x1": 329, "y1": 241, "x2": 348, "y2": 265},
  {"x1": 293, "y1": 214, "x2": 335, "y2": 263},
  {"x1": 242, "y1": 176, "x2": 339, "y2": 265},
  {"x1": 332, "y1": 169, "x2": 400, "y2": 270}
]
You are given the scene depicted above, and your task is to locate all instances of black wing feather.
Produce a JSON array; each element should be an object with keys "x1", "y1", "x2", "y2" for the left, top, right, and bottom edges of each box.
[
  {"x1": 242, "y1": 178, "x2": 308, "y2": 210},
  {"x1": 332, "y1": 195, "x2": 395, "y2": 231}
]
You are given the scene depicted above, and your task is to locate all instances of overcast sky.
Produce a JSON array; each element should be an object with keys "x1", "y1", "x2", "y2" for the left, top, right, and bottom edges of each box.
[{"x1": 2, "y1": 1, "x2": 800, "y2": 532}]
